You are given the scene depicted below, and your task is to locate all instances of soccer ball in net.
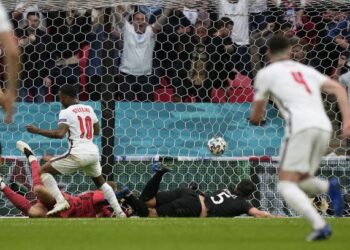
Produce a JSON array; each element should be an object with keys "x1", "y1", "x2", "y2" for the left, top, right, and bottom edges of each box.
[{"x1": 207, "y1": 137, "x2": 227, "y2": 156}]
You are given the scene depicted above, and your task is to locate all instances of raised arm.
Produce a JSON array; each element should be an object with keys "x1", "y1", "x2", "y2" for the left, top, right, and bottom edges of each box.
[
  {"x1": 26, "y1": 123, "x2": 69, "y2": 139},
  {"x1": 114, "y1": 5, "x2": 129, "y2": 30},
  {"x1": 152, "y1": 8, "x2": 171, "y2": 33}
]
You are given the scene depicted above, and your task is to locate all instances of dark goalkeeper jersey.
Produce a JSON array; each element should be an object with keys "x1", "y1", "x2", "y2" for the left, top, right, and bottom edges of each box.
[{"x1": 205, "y1": 189, "x2": 253, "y2": 217}]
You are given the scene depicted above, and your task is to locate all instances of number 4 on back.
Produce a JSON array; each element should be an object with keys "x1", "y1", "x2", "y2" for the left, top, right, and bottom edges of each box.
[{"x1": 291, "y1": 71, "x2": 312, "y2": 95}]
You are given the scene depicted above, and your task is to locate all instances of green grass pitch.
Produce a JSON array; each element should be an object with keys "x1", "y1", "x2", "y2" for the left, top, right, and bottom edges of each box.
[{"x1": 0, "y1": 218, "x2": 349, "y2": 250}]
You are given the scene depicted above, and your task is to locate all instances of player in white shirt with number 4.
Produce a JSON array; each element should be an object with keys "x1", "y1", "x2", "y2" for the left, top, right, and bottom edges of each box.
[
  {"x1": 19, "y1": 85, "x2": 125, "y2": 217},
  {"x1": 250, "y1": 36, "x2": 350, "y2": 241}
]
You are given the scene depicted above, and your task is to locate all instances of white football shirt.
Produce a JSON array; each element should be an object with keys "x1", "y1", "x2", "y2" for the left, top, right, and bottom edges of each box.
[
  {"x1": 218, "y1": 0, "x2": 249, "y2": 46},
  {"x1": 58, "y1": 104, "x2": 99, "y2": 155},
  {"x1": 0, "y1": 3, "x2": 12, "y2": 33},
  {"x1": 249, "y1": 0, "x2": 268, "y2": 14},
  {"x1": 120, "y1": 21, "x2": 155, "y2": 76},
  {"x1": 254, "y1": 60, "x2": 332, "y2": 136}
]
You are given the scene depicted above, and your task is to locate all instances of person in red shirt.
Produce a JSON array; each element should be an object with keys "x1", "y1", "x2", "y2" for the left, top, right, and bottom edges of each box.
[{"x1": 0, "y1": 152, "x2": 114, "y2": 218}]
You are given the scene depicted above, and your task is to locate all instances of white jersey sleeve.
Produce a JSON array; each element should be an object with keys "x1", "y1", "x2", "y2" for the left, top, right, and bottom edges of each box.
[
  {"x1": 58, "y1": 109, "x2": 71, "y2": 126},
  {"x1": 253, "y1": 69, "x2": 271, "y2": 101},
  {"x1": 0, "y1": 4, "x2": 12, "y2": 33}
]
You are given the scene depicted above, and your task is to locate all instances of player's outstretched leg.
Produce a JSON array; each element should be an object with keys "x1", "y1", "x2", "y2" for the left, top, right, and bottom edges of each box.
[
  {"x1": 278, "y1": 180, "x2": 332, "y2": 241},
  {"x1": 139, "y1": 162, "x2": 170, "y2": 201},
  {"x1": 17, "y1": 140, "x2": 69, "y2": 214},
  {"x1": 17, "y1": 141, "x2": 43, "y2": 187},
  {"x1": 16, "y1": 140, "x2": 34, "y2": 158},
  {"x1": 0, "y1": 176, "x2": 31, "y2": 215},
  {"x1": 41, "y1": 171, "x2": 70, "y2": 216},
  {"x1": 328, "y1": 178, "x2": 344, "y2": 216}
]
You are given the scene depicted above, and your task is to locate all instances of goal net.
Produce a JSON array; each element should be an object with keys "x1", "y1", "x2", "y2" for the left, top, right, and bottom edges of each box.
[{"x1": 0, "y1": 0, "x2": 350, "y2": 216}]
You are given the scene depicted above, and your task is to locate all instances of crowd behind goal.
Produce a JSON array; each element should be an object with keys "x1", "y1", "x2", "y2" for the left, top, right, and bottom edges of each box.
[{"x1": 0, "y1": 0, "x2": 350, "y2": 225}]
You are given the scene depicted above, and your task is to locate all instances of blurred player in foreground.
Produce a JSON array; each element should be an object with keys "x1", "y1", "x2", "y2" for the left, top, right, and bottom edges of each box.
[
  {"x1": 0, "y1": 150, "x2": 113, "y2": 218},
  {"x1": 250, "y1": 35, "x2": 350, "y2": 241},
  {"x1": 21, "y1": 85, "x2": 125, "y2": 217},
  {"x1": 117, "y1": 163, "x2": 274, "y2": 218},
  {"x1": 0, "y1": 3, "x2": 20, "y2": 123}
]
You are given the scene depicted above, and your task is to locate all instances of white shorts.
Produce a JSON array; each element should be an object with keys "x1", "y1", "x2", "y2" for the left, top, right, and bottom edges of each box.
[
  {"x1": 50, "y1": 153, "x2": 102, "y2": 178},
  {"x1": 279, "y1": 128, "x2": 331, "y2": 175}
]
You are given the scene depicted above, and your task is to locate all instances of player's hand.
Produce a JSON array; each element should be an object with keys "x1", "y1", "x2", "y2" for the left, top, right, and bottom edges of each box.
[
  {"x1": 26, "y1": 125, "x2": 40, "y2": 134},
  {"x1": 116, "y1": 211, "x2": 127, "y2": 219},
  {"x1": 248, "y1": 118, "x2": 266, "y2": 126}
]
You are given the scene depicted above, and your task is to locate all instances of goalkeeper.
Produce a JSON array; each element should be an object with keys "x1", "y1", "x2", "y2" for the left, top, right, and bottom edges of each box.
[
  {"x1": 118, "y1": 163, "x2": 274, "y2": 218},
  {"x1": 0, "y1": 149, "x2": 117, "y2": 218}
]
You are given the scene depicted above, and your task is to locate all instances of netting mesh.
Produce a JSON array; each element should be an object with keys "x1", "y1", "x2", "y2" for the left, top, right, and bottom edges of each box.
[
  {"x1": 0, "y1": 0, "x2": 350, "y2": 216},
  {"x1": 1, "y1": 157, "x2": 350, "y2": 216}
]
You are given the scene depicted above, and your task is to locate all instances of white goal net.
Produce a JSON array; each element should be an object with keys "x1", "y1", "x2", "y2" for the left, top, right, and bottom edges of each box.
[{"x1": 0, "y1": 0, "x2": 350, "y2": 216}]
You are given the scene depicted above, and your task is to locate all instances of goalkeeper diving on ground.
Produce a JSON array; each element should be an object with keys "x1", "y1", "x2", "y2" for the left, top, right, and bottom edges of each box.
[
  {"x1": 116, "y1": 162, "x2": 276, "y2": 218},
  {"x1": 2, "y1": 143, "x2": 274, "y2": 219}
]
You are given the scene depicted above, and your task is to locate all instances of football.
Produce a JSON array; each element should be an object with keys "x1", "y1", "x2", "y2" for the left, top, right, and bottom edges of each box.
[{"x1": 207, "y1": 136, "x2": 227, "y2": 156}]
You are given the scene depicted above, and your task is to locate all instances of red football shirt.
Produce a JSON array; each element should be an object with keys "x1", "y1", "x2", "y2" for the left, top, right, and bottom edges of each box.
[{"x1": 58, "y1": 191, "x2": 112, "y2": 218}]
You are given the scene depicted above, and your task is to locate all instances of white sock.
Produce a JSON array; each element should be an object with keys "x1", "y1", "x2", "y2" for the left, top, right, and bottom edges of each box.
[
  {"x1": 41, "y1": 173, "x2": 66, "y2": 203},
  {"x1": 28, "y1": 155, "x2": 37, "y2": 164},
  {"x1": 278, "y1": 181, "x2": 326, "y2": 230},
  {"x1": 100, "y1": 183, "x2": 123, "y2": 214},
  {"x1": 0, "y1": 181, "x2": 5, "y2": 190},
  {"x1": 298, "y1": 177, "x2": 329, "y2": 196}
]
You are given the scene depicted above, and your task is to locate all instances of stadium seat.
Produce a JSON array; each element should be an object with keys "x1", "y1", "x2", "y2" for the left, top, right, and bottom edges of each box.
[
  {"x1": 160, "y1": 76, "x2": 169, "y2": 87},
  {"x1": 229, "y1": 73, "x2": 252, "y2": 88},
  {"x1": 228, "y1": 74, "x2": 254, "y2": 103},
  {"x1": 211, "y1": 88, "x2": 227, "y2": 103},
  {"x1": 183, "y1": 95, "x2": 197, "y2": 103},
  {"x1": 228, "y1": 87, "x2": 254, "y2": 103},
  {"x1": 154, "y1": 87, "x2": 173, "y2": 102}
]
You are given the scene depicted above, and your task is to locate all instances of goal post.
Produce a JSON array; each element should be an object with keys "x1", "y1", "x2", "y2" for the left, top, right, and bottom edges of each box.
[{"x1": 1, "y1": 155, "x2": 350, "y2": 216}]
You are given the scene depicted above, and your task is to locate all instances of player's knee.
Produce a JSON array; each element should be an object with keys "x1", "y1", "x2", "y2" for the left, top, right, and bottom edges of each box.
[
  {"x1": 33, "y1": 185, "x2": 46, "y2": 196},
  {"x1": 144, "y1": 198, "x2": 156, "y2": 208},
  {"x1": 28, "y1": 207, "x2": 46, "y2": 218},
  {"x1": 278, "y1": 170, "x2": 303, "y2": 182}
]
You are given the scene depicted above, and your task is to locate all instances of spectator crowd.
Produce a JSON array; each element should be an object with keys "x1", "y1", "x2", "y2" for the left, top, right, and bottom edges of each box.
[{"x1": 1, "y1": 0, "x2": 350, "y2": 103}]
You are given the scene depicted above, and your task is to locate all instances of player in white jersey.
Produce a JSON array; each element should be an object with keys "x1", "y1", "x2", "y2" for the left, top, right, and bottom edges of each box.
[
  {"x1": 250, "y1": 35, "x2": 350, "y2": 241},
  {"x1": 20, "y1": 85, "x2": 125, "y2": 217},
  {"x1": 0, "y1": 3, "x2": 19, "y2": 123}
]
